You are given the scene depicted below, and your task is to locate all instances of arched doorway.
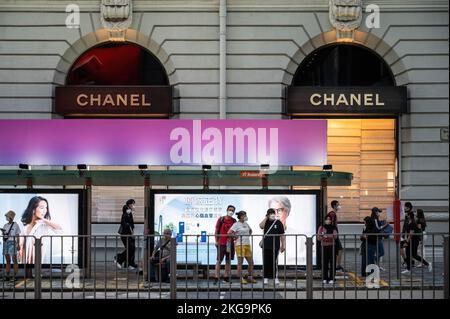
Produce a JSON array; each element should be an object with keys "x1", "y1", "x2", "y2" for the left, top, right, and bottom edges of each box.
[
  {"x1": 293, "y1": 44, "x2": 395, "y2": 87},
  {"x1": 66, "y1": 42, "x2": 169, "y2": 86},
  {"x1": 55, "y1": 41, "x2": 173, "y2": 120},
  {"x1": 289, "y1": 43, "x2": 404, "y2": 222}
]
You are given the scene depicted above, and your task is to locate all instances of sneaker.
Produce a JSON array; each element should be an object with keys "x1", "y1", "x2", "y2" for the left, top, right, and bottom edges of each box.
[
  {"x1": 263, "y1": 278, "x2": 269, "y2": 285},
  {"x1": 143, "y1": 281, "x2": 150, "y2": 288},
  {"x1": 213, "y1": 278, "x2": 219, "y2": 285},
  {"x1": 428, "y1": 263, "x2": 433, "y2": 272},
  {"x1": 113, "y1": 257, "x2": 122, "y2": 269},
  {"x1": 379, "y1": 266, "x2": 386, "y2": 272},
  {"x1": 415, "y1": 263, "x2": 423, "y2": 268},
  {"x1": 322, "y1": 280, "x2": 328, "y2": 284},
  {"x1": 128, "y1": 265, "x2": 136, "y2": 270},
  {"x1": 247, "y1": 278, "x2": 257, "y2": 284},
  {"x1": 240, "y1": 278, "x2": 248, "y2": 284},
  {"x1": 222, "y1": 277, "x2": 230, "y2": 283},
  {"x1": 329, "y1": 280, "x2": 334, "y2": 285},
  {"x1": 401, "y1": 269, "x2": 411, "y2": 275},
  {"x1": 274, "y1": 278, "x2": 280, "y2": 285}
]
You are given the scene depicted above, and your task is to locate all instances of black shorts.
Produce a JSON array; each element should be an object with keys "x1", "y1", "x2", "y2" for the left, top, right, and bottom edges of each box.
[
  {"x1": 217, "y1": 244, "x2": 235, "y2": 262},
  {"x1": 335, "y1": 237, "x2": 343, "y2": 251}
]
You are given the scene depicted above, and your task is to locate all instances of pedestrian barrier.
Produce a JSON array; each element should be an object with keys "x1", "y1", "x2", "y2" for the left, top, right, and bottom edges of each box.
[{"x1": 0, "y1": 233, "x2": 448, "y2": 299}]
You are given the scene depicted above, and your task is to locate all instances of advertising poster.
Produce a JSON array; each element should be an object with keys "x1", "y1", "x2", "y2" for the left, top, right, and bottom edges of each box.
[
  {"x1": 0, "y1": 192, "x2": 81, "y2": 265},
  {"x1": 153, "y1": 192, "x2": 318, "y2": 266}
]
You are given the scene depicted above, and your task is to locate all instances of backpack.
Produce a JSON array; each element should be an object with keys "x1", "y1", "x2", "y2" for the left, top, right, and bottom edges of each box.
[{"x1": 216, "y1": 216, "x2": 236, "y2": 234}]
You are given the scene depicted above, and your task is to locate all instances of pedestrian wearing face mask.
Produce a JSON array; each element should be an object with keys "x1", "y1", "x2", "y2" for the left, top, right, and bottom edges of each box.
[
  {"x1": 259, "y1": 208, "x2": 285, "y2": 285},
  {"x1": 371, "y1": 207, "x2": 388, "y2": 271},
  {"x1": 115, "y1": 199, "x2": 138, "y2": 270},
  {"x1": 317, "y1": 215, "x2": 338, "y2": 284},
  {"x1": 326, "y1": 200, "x2": 344, "y2": 271},
  {"x1": 228, "y1": 211, "x2": 257, "y2": 284},
  {"x1": 214, "y1": 205, "x2": 236, "y2": 284}
]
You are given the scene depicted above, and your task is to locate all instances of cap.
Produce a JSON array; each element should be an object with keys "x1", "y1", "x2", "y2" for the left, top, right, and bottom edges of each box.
[{"x1": 372, "y1": 207, "x2": 382, "y2": 214}]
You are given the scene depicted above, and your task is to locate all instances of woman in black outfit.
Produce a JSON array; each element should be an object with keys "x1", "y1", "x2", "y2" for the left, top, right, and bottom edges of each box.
[
  {"x1": 259, "y1": 208, "x2": 285, "y2": 285},
  {"x1": 402, "y1": 210, "x2": 432, "y2": 274},
  {"x1": 115, "y1": 199, "x2": 138, "y2": 269},
  {"x1": 415, "y1": 209, "x2": 428, "y2": 262}
]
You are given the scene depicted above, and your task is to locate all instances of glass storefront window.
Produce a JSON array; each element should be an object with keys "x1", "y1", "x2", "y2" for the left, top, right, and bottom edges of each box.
[{"x1": 294, "y1": 119, "x2": 396, "y2": 222}]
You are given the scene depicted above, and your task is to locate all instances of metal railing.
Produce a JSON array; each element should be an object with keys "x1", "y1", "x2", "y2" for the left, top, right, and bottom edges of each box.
[{"x1": 1, "y1": 233, "x2": 448, "y2": 299}]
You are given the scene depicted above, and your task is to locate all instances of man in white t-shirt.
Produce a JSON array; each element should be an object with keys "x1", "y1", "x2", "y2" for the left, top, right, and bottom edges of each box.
[{"x1": 228, "y1": 211, "x2": 257, "y2": 284}]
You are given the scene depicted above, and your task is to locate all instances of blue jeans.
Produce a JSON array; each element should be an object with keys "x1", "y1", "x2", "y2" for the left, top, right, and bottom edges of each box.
[
  {"x1": 361, "y1": 244, "x2": 377, "y2": 277},
  {"x1": 2, "y1": 240, "x2": 17, "y2": 256},
  {"x1": 377, "y1": 239, "x2": 385, "y2": 258}
]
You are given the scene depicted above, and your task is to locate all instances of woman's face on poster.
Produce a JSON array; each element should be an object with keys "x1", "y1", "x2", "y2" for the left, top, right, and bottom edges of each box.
[
  {"x1": 270, "y1": 201, "x2": 289, "y2": 228},
  {"x1": 34, "y1": 200, "x2": 48, "y2": 219}
]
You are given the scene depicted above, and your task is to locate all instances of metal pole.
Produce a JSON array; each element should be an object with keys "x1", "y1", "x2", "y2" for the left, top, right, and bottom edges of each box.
[
  {"x1": 444, "y1": 236, "x2": 449, "y2": 300},
  {"x1": 219, "y1": 0, "x2": 227, "y2": 119},
  {"x1": 320, "y1": 177, "x2": 328, "y2": 222},
  {"x1": 170, "y1": 237, "x2": 177, "y2": 299},
  {"x1": 144, "y1": 176, "x2": 151, "y2": 282},
  {"x1": 396, "y1": 243, "x2": 400, "y2": 279},
  {"x1": 306, "y1": 237, "x2": 314, "y2": 300},
  {"x1": 34, "y1": 238, "x2": 42, "y2": 300},
  {"x1": 85, "y1": 178, "x2": 92, "y2": 278}
]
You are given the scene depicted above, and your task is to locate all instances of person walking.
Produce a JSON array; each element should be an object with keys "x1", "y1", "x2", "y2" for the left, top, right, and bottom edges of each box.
[
  {"x1": 115, "y1": 199, "x2": 138, "y2": 270},
  {"x1": 402, "y1": 210, "x2": 432, "y2": 275},
  {"x1": 415, "y1": 209, "x2": 427, "y2": 260}
]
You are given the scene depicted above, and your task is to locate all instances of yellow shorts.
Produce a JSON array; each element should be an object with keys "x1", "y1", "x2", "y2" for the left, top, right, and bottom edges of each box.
[{"x1": 236, "y1": 245, "x2": 252, "y2": 258}]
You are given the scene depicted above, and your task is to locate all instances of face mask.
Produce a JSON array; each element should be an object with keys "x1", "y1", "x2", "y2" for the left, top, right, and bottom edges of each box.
[
  {"x1": 269, "y1": 215, "x2": 276, "y2": 221},
  {"x1": 325, "y1": 220, "x2": 331, "y2": 225},
  {"x1": 336, "y1": 205, "x2": 342, "y2": 211},
  {"x1": 227, "y1": 211, "x2": 234, "y2": 217},
  {"x1": 244, "y1": 217, "x2": 248, "y2": 222}
]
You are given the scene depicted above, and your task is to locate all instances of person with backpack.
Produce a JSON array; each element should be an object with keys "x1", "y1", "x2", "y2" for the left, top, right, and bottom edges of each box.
[
  {"x1": 1, "y1": 211, "x2": 21, "y2": 281},
  {"x1": 317, "y1": 215, "x2": 338, "y2": 284},
  {"x1": 214, "y1": 205, "x2": 236, "y2": 284}
]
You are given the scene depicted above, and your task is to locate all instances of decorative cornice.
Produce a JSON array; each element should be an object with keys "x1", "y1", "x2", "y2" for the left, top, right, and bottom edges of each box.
[{"x1": 0, "y1": 0, "x2": 448, "y2": 11}]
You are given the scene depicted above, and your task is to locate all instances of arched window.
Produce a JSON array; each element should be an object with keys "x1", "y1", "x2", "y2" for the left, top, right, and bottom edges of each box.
[
  {"x1": 292, "y1": 44, "x2": 397, "y2": 222},
  {"x1": 66, "y1": 42, "x2": 168, "y2": 86},
  {"x1": 293, "y1": 44, "x2": 395, "y2": 86}
]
